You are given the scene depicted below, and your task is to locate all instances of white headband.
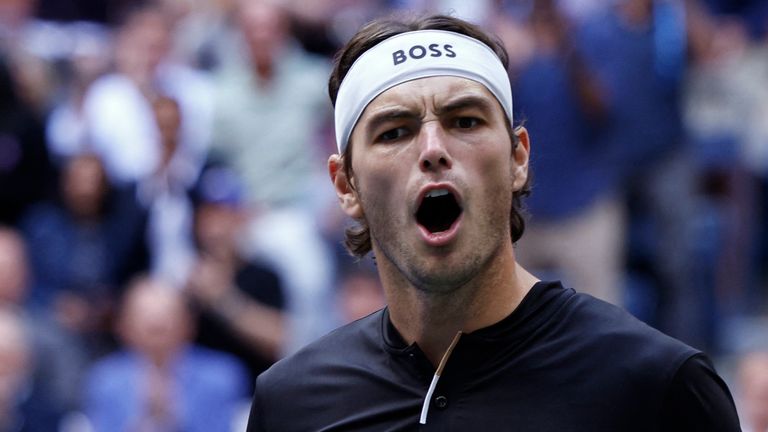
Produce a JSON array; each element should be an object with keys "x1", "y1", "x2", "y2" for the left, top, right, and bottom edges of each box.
[{"x1": 334, "y1": 29, "x2": 513, "y2": 154}]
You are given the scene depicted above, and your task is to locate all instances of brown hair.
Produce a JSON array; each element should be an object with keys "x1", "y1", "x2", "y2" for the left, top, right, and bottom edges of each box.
[{"x1": 329, "y1": 14, "x2": 531, "y2": 258}]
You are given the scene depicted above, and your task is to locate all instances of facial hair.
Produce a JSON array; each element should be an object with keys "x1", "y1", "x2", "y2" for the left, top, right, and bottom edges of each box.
[{"x1": 356, "y1": 173, "x2": 513, "y2": 296}]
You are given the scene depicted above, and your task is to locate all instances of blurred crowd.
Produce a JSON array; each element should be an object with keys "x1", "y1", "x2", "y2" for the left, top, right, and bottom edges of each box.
[{"x1": 1, "y1": 0, "x2": 768, "y2": 430}]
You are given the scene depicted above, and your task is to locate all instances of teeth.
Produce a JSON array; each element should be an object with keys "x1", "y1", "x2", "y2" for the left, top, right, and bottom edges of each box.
[{"x1": 425, "y1": 189, "x2": 450, "y2": 198}]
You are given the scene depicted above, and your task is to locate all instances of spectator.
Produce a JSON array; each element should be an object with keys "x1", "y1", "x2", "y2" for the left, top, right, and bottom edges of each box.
[
  {"x1": 211, "y1": 0, "x2": 337, "y2": 353},
  {"x1": 45, "y1": 22, "x2": 112, "y2": 164},
  {"x1": 82, "y1": 2, "x2": 212, "y2": 185},
  {"x1": 0, "y1": 306, "x2": 64, "y2": 432},
  {"x1": 152, "y1": 0, "x2": 235, "y2": 69},
  {"x1": 0, "y1": 226, "x2": 85, "y2": 413},
  {"x1": 85, "y1": 276, "x2": 248, "y2": 432},
  {"x1": 185, "y1": 165, "x2": 286, "y2": 387},
  {"x1": 577, "y1": 0, "x2": 706, "y2": 346},
  {"x1": 0, "y1": 0, "x2": 58, "y2": 114},
  {"x1": 0, "y1": 228, "x2": 27, "y2": 308},
  {"x1": 212, "y1": 0, "x2": 332, "y2": 208},
  {"x1": 739, "y1": 19, "x2": 768, "y2": 310},
  {"x1": 139, "y1": 95, "x2": 199, "y2": 287},
  {"x1": 509, "y1": 0, "x2": 624, "y2": 304},
  {"x1": 20, "y1": 153, "x2": 148, "y2": 357},
  {"x1": 738, "y1": 351, "x2": 768, "y2": 432},
  {"x1": 0, "y1": 226, "x2": 86, "y2": 412},
  {"x1": 0, "y1": 55, "x2": 55, "y2": 226},
  {"x1": 683, "y1": 7, "x2": 758, "y2": 325}
]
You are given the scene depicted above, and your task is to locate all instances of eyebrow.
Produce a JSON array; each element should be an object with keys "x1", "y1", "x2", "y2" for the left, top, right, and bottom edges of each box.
[
  {"x1": 362, "y1": 94, "x2": 498, "y2": 139},
  {"x1": 364, "y1": 107, "x2": 420, "y2": 138},
  {"x1": 434, "y1": 94, "x2": 496, "y2": 117}
]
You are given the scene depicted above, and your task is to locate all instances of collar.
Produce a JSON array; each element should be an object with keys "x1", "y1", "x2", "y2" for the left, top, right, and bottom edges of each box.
[{"x1": 380, "y1": 281, "x2": 571, "y2": 355}]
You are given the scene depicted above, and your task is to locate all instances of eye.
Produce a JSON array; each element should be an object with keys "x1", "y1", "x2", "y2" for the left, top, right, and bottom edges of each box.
[
  {"x1": 377, "y1": 127, "x2": 409, "y2": 142},
  {"x1": 454, "y1": 117, "x2": 480, "y2": 129}
]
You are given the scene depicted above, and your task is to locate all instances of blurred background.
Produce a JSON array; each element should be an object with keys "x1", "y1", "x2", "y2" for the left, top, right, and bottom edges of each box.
[{"x1": 1, "y1": 0, "x2": 768, "y2": 430}]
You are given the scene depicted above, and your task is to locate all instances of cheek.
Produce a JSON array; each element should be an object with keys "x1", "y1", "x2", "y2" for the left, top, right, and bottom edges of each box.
[
  {"x1": 472, "y1": 147, "x2": 516, "y2": 210},
  {"x1": 357, "y1": 171, "x2": 396, "y2": 219},
  {"x1": 353, "y1": 158, "x2": 402, "y2": 215},
  {"x1": 476, "y1": 146, "x2": 514, "y2": 186}
]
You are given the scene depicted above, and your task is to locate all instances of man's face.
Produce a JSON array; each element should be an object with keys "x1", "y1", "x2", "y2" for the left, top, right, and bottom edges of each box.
[
  {"x1": 115, "y1": 10, "x2": 170, "y2": 76},
  {"x1": 62, "y1": 155, "x2": 107, "y2": 218},
  {"x1": 120, "y1": 283, "x2": 190, "y2": 360},
  {"x1": 237, "y1": 0, "x2": 288, "y2": 63},
  {"x1": 0, "y1": 232, "x2": 27, "y2": 304},
  {"x1": 339, "y1": 76, "x2": 529, "y2": 293},
  {"x1": 193, "y1": 203, "x2": 241, "y2": 258}
]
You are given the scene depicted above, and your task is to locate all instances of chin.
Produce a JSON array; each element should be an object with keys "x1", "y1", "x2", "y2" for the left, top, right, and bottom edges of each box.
[{"x1": 406, "y1": 254, "x2": 481, "y2": 295}]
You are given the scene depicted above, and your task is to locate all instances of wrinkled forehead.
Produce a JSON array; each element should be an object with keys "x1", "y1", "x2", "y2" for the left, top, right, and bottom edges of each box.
[{"x1": 357, "y1": 75, "x2": 503, "y2": 124}]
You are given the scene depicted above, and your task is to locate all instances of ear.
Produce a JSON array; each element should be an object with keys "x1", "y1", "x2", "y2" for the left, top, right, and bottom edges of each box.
[
  {"x1": 511, "y1": 127, "x2": 530, "y2": 191},
  {"x1": 329, "y1": 154, "x2": 364, "y2": 219}
]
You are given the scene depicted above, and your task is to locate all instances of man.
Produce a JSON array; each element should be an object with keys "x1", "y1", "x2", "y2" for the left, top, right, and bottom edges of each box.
[
  {"x1": 185, "y1": 165, "x2": 286, "y2": 386},
  {"x1": 738, "y1": 350, "x2": 768, "y2": 431},
  {"x1": 509, "y1": 1, "x2": 625, "y2": 306},
  {"x1": 82, "y1": 3, "x2": 211, "y2": 185},
  {"x1": 0, "y1": 307, "x2": 63, "y2": 432},
  {"x1": 211, "y1": 0, "x2": 337, "y2": 353},
  {"x1": 85, "y1": 276, "x2": 248, "y2": 432},
  {"x1": 246, "y1": 14, "x2": 740, "y2": 431},
  {"x1": 0, "y1": 226, "x2": 86, "y2": 412}
]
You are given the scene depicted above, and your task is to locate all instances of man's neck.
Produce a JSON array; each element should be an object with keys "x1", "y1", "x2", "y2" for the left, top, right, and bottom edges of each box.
[{"x1": 380, "y1": 246, "x2": 538, "y2": 367}]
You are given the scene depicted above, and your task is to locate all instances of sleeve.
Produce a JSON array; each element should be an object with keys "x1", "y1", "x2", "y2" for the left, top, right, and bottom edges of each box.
[
  {"x1": 245, "y1": 376, "x2": 266, "y2": 432},
  {"x1": 238, "y1": 263, "x2": 286, "y2": 310},
  {"x1": 658, "y1": 353, "x2": 741, "y2": 432}
]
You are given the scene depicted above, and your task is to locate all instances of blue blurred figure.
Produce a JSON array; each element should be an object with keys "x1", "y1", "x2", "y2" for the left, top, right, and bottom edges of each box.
[
  {"x1": 510, "y1": 0, "x2": 625, "y2": 305},
  {"x1": 85, "y1": 276, "x2": 248, "y2": 432}
]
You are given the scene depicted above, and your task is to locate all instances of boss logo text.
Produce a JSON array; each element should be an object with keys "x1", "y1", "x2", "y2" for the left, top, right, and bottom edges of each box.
[{"x1": 392, "y1": 44, "x2": 456, "y2": 65}]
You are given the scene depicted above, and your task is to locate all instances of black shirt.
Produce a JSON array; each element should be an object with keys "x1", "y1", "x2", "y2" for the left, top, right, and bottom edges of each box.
[
  {"x1": 195, "y1": 261, "x2": 285, "y2": 387},
  {"x1": 247, "y1": 281, "x2": 740, "y2": 431}
]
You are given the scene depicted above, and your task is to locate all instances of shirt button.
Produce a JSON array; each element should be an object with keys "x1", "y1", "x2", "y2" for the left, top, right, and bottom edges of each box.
[{"x1": 435, "y1": 396, "x2": 448, "y2": 409}]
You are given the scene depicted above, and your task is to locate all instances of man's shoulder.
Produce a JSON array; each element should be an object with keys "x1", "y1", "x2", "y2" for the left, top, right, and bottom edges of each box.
[
  {"x1": 249, "y1": 309, "x2": 428, "y2": 431},
  {"x1": 259, "y1": 309, "x2": 385, "y2": 388},
  {"x1": 249, "y1": 310, "x2": 387, "y2": 430},
  {"x1": 564, "y1": 291, "x2": 699, "y2": 372}
]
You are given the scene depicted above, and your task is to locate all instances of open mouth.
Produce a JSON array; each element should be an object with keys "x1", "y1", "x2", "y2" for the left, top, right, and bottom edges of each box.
[{"x1": 416, "y1": 189, "x2": 463, "y2": 234}]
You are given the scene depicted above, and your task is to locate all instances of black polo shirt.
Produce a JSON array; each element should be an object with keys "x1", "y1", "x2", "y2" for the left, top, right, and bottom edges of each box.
[{"x1": 247, "y1": 281, "x2": 740, "y2": 431}]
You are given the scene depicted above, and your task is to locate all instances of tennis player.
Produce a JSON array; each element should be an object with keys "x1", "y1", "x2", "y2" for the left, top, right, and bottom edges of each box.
[{"x1": 246, "y1": 14, "x2": 740, "y2": 431}]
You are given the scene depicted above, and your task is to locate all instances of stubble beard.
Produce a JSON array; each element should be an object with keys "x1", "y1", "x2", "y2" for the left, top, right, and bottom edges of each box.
[
  {"x1": 401, "y1": 240, "x2": 501, "y2": 296},
  {"x1": 363, "y1": 192, "x2": 511, "y2": 297}
]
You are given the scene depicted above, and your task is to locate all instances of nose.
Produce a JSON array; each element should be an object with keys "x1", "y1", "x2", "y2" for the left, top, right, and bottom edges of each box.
[{"x1": 418, "y1": 122, "x2": 452, "y2": 172}]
